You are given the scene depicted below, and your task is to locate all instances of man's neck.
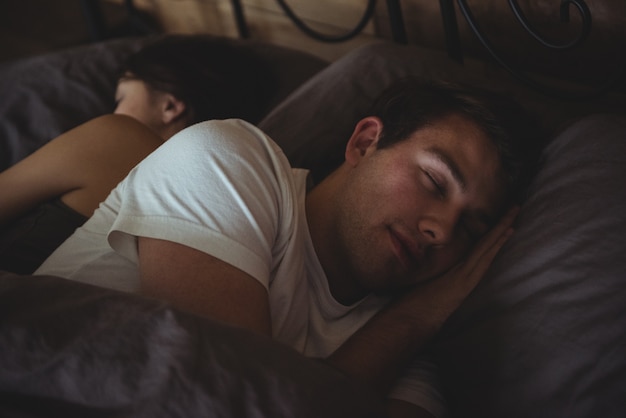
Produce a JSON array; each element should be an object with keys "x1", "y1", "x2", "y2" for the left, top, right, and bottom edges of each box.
[{"x1": 305, "y1": 169, "x2": 368, "y2": 306}]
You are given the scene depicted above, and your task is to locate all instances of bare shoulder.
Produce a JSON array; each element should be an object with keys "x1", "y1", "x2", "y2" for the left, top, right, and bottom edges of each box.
[
  {"x1": 66, "y1": 114, "x2": 164, "y2": 157},
  {"x1": 58, "y1": 115, "x2": 165, "y2": 216},
  {"x1": 56, "y1": 114, "x2": 165, "y2": 183}
]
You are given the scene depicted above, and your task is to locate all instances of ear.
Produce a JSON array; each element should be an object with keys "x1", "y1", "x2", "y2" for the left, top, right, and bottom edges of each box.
[
  {"x1": 344, "y1": 116, "x2": 383, "y2": 166},
  {"x1": 160, "y1": 94, "x2": 187, "y2": 125}
]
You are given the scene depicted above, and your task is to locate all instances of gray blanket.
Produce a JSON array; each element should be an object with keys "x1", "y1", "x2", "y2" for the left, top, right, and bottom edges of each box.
[{"x1": 0, "y1": 271, "x2": 383, "y2": 418}]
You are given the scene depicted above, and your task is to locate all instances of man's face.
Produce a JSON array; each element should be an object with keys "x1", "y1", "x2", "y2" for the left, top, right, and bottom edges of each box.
[{"x1": 334, "y1": 113, "x2": 506, "y2": 295}]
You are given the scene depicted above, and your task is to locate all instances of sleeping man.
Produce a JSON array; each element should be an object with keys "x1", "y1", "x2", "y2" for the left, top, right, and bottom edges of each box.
[{"x1": 36, "y1": 78, "x2": 538, "y2": 418}]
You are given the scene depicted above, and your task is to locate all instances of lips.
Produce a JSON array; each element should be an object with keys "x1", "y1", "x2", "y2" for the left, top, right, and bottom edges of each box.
[{"x1": 388, "y1": 226, "x2": 423, "y2": 270}]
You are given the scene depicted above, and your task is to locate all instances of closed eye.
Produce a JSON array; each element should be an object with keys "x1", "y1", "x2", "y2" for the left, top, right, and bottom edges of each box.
[{"x1": 425, "y1": 171, "x2": 447, "y2": 198}]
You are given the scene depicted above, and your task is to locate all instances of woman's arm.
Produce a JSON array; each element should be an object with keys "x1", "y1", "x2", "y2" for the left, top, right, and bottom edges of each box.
[{"x1": 0, "y1": 114, "x2": 163, "y2": 225}]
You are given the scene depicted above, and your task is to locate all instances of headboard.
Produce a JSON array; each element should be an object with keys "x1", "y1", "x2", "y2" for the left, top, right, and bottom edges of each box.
[
  {"x1": 228, "y1": 0, "x2": 626, "y2": 100},
  {"x1": 82, "y1": 0, "x2": 625, "y2": 100},
  {"x1": 362, "y1": 1, "x2": 623, "y2": 98}
]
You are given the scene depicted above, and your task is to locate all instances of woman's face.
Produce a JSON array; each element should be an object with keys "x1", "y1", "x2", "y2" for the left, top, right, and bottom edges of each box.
[{"x1": 114, "y1": 77, "x2": 164, "y2": 132}]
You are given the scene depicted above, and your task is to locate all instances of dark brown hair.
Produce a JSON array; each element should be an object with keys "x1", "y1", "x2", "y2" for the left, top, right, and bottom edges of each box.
[
  {"x1": 121, "y1": 34, "x2": 274, "y2": 124},
  {"x1": 369, "y1": 77, "x2": 542, "y2": 203}
]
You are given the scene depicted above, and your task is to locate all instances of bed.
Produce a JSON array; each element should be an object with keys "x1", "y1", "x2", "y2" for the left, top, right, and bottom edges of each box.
[{"x1": 1, "y1": 1, "x2": 625, "y2": 417}]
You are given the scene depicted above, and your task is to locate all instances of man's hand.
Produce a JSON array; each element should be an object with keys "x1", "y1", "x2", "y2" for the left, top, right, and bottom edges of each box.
[
  {"x1": 326, "y1": 206, "x2": 519, "y2": 397},
  {"x1": 410, "y1": 205, "x2": 519, "y2": 327},
  {"x1": 138, "y1": 237, "x2": 272, "y2": 335}
]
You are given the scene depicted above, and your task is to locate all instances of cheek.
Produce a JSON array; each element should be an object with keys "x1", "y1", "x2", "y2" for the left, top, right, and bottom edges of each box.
[
  {"x1": 114, "y1": 99, "x2": 152, "y2": 126},
  {"x1": 113, "y1": 102, "x2": 126, "y2": 115},
  {"x1": 376, "y1": 161, "x2": 425, "y2": 202},
  {"x1": 345, "y1": 160, "x2": 408, "y2": 211},
  {"x1": 387, "y1": 176, "x2": 432, "y2": 220},
  {"x1": 113, "y1": 99, "x2": 137, "y2": 118}
]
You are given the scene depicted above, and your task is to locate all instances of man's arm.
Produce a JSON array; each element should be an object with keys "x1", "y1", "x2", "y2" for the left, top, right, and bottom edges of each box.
[
  {"x1": 138, "y1": 237, "x2": 272, "y2": 335},
  {"x1": 326, "y1": 207, "x2": 518, "y2": 414}
]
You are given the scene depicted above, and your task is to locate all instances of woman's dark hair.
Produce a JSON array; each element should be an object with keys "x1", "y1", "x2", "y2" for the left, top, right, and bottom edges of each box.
[
  {"x1": 121, "y1": 34, "x2": 275, "y2": 124},
  {"x1": 369, "y1": 77, "x2": 543, "y2": 203}
]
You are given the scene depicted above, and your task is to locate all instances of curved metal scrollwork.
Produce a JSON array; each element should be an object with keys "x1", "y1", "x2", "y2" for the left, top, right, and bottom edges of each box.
[
  {"x1": 455, "y1": 0, "x2": 624, "y2": 100},
  {"x1": 508, "y1": 0, "x2": 591, "y2": 49},
  {"x1": 275, "y1": 0, "x2": 377, "y2": 43}
]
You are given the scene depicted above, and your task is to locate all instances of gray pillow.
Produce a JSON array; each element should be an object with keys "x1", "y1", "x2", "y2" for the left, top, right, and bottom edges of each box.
[{"x1": 434, "y1": 113, "x2": 626, "y2": 418}]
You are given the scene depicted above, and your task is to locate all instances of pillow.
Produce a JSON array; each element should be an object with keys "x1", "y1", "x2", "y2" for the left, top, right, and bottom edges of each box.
[
  {"x1": 0, "y1": 271, "x2": 384, "y2": 418},
  {"x1": 432, "y1": 113, "x2": 626, "y2": 418},
  {"x1": 0, "y1": 36, "x2": 327, "y2": 171}
]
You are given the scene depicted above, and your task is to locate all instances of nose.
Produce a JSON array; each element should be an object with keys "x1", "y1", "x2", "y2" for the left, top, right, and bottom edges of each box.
[{"x1": 418, "y1": 214, "x2": 457, "y2": 246}]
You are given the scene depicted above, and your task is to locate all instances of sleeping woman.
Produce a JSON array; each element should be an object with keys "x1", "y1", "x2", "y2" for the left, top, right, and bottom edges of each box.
[{"x1": 0, "y1": 34, "x2": 272, "y2": 274}]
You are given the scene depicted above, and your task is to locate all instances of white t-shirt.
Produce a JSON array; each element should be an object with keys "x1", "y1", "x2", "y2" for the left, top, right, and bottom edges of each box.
[{"x1": 37, "y1": 119, "x2": 444, "y2": 416}]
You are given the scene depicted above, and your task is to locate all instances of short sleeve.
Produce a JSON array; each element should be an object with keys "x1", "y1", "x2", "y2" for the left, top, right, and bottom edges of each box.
[{"x1": 107, "y1": 119, "x2": 296, "y2": 289}]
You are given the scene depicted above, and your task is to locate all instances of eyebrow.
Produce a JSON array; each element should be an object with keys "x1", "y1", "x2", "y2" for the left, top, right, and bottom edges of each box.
[{"x1": 426, "y1": 147, "x2": 467, "y2": 193}]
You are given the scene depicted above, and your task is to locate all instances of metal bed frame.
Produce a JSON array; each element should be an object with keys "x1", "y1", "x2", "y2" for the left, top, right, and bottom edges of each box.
[{"x1": 80, "y1": 0, "x2": 623, "y2": 100}]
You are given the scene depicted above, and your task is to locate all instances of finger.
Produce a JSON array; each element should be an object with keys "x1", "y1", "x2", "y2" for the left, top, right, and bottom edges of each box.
[
  {"x1": 489, "y1": 206, "x2": 519, "y2": 237},
  {"x1": 462, "y1": 206, "x2": 519, "y2": 274},
  {"x1": 467, "y1": 226, "x2": 513, "y2": 277},
  {"x1": 472, "y1": 206, "x2": 518, "y2": 255}
]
